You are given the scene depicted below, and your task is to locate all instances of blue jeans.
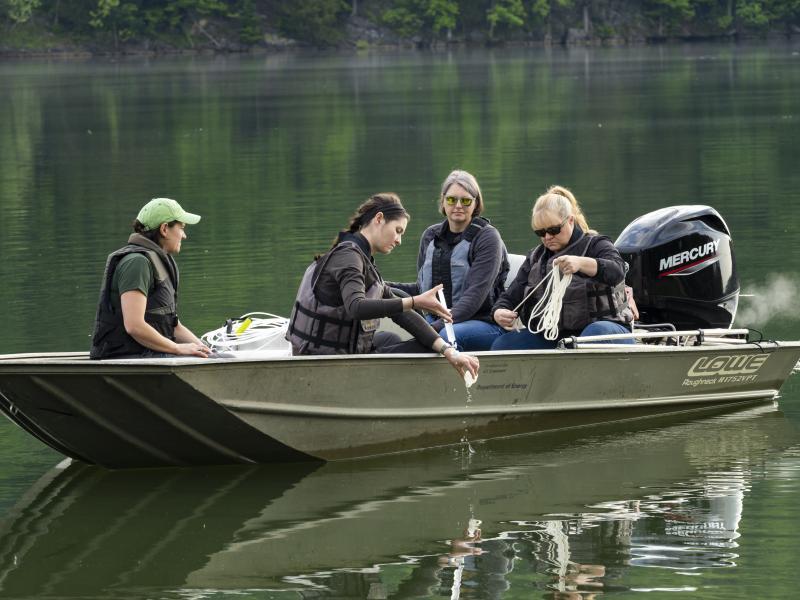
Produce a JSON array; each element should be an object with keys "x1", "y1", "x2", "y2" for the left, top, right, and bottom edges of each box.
[
  {"x1": 491, "y1": 320, "x2": 633, "y2": 350},
  {"x1": 426, "y1": 316, "x2": 505, "y2": 351}
]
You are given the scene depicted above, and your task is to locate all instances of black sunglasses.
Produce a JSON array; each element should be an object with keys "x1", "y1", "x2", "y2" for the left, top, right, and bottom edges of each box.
[{"x1": 534, "y1": 216, "x2": 569, "y2": 238}]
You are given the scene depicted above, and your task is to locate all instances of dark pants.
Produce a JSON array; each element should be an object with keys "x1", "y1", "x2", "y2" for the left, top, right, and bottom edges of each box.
[{"x1": 373, "y1": 331, "x2": 430, "y2": 353}]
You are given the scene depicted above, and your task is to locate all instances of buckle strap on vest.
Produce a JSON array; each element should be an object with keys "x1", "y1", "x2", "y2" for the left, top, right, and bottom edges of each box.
[{"x1": 288, "y1": 301, "x2": 352, "y2": 351}]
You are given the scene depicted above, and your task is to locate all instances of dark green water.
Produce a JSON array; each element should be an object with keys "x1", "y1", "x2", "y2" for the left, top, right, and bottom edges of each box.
[{"x1": 1, "y1": 44, "x2": 799, "y2": 598}]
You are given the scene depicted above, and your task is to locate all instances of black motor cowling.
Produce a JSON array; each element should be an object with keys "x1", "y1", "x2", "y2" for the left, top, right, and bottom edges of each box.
[{"x1": 616, "y1": 205, "x2": 739, "y2": 330}]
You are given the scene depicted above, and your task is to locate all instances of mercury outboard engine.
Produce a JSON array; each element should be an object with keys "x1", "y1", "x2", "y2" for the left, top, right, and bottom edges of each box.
[{"x1": 616, "y1": 205, "x2": 739, "y2": 330}]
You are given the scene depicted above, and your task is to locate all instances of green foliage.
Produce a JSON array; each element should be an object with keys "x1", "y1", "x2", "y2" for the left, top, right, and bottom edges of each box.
[
  {"x1": 529, "y1": 0, "x2": 551, "y2": 21},
  {"x1": 5, "y1": 0, "x2": 41, "y2": 24},
  {"x1": 426, "y1": 0, "x2": 459, "y2": 34},
  {"x1": 382, "y1": 2, "x2": 424, "y2": 38},
  {"x1": 486, "y1": 0, "x2": 525, "y2": 38},
  {"x1": 235, "y1": 0, "x2": 262, "y2": 45},
  {"x1": 274, "y1": 0, "x2": 349, "y2": 46},
  {"x1": 2, "y1": 0, "x2": 800, "y2": 49},
  {"x1": 645, "y1": 0, "x2": 695, "y2": 20},
  {"x1": 382, "y1": 0, "x2": 459, "y2": 39},
  {"x1": 736, "y1": 0, "x2": 772, "y2": 26}
]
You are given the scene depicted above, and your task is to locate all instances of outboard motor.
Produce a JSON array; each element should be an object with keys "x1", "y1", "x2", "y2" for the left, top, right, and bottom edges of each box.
[{"x1": 616, "y1": 205, "x2": 739, "y2": 330}]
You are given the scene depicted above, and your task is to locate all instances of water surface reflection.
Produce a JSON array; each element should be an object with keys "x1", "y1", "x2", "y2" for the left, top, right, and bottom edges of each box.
[{"x1": 0, "y1": 402, "x2": 796, "y2": 598}]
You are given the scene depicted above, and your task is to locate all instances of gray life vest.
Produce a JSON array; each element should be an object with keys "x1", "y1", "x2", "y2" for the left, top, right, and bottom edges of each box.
[
  {"x1": 90, "y1": 234, "x2": 179, "y2": 359},
  {"x1": 419, "y1": 217, "x2": 509, "y2": 313},
  {"x1": 523, "y1": 235, "x2": 633, "y2": 333},
  {"x1": 287, "y1": 241, "x2": 385, "y2": 355}
]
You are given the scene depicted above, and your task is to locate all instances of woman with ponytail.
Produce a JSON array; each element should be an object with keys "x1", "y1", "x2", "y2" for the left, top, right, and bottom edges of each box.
[
  {"x1": 490, "y1": 185, "x2": 633, "y2": 350},
  {"x1": 287, "y1": 193, "x2": 479, "y2": 380}
]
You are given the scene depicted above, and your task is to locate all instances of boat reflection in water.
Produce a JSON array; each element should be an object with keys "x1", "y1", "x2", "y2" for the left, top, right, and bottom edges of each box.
[{"x1": 0, "y1": 401, "x2": 796, "y2": 599}]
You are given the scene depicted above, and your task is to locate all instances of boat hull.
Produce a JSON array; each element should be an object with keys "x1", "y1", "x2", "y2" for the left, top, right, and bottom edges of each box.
[{"x1": 1, "y1": 343, "x2": 798, "y2": 468}]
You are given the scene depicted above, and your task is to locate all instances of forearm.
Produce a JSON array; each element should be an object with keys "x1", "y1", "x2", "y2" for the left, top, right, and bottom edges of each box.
[
  {"x1": 125, "y1": 320, "x2": 180, "y2": 354},
  {"x1": 174, "y1": 321, "x2": 202, "y2": 344},
  {"x1": 346, "y1": 296, "x2": 405, "y2": 320},
  {"x1": 576, "y1": 257, "x2": 598, "y2": 277},
  {"x1": 386, "y1": 281, "x2": 420, "y2": 296},
  {"x1": 391, "y1": 309, "x2": 440, "y2": 348}
]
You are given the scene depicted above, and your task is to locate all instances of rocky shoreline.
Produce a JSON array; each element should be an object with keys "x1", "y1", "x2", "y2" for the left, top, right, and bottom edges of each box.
[{"x1": 2, "y1": 13, "x2": 798, "y2": 59}]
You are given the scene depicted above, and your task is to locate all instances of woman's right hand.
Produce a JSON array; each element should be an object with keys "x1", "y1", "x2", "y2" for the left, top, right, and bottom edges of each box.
[
  {"x1": 412, "y1": 284, "x2": 452, "y2": 321},
  {"x1": 446, "y1": 349, "x2": 480, "y2": 380},
  {"x1": 493, "y1": 308, "x2": 518, "y2": 331}
]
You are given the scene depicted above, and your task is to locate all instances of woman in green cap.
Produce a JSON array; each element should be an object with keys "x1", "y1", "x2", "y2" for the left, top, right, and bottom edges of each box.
[{"x1": 90, "y1": 197, "x2": 211, "y2": 359}]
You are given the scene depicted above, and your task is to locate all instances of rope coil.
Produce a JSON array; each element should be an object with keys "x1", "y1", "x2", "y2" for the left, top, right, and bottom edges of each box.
[
  {"x1": 512, "y1": 264, "x2": 572, "y2": 341},
  {"x1": 201, "y1": 312, "x2": 289, "y2": 353}
]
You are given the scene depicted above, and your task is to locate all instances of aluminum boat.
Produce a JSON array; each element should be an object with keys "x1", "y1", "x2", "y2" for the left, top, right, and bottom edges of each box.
[{"x1": 1, "y1": 329, "x2": 798, "y2": 467}]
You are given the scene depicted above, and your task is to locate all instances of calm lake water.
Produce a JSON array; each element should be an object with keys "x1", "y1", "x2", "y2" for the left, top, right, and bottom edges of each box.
[{"x1": 1, "y1": 43, "x2": 799, "y2": 598}]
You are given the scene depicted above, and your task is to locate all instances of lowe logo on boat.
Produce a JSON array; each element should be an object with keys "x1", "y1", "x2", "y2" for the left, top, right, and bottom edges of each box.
[
  {"x1": 687, "y1": 354, "x2": 769, "y2": 377},
  {"x1": 659, "y1": 240, "x2": 720, "y2": 276}
]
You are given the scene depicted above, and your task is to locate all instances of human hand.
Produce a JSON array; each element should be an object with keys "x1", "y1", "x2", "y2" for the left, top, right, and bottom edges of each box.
[
  {"x1": 625, "y1": 285, "x2": 640, "y2": 320},
  {"x1": 175, "y1": 342, "x2": 212, "y2": 357},
  {"x1": 493, "y1": 308, "x2": 518, "y2": 331},
  {"x1": 446, "y1": 350, "x2": 479, "y2": 380},
  {"x1": 413, "y1": 284, "x2": 452, "y2": 322},
  {"x1": 552, "y1": 255, "x2": 583, "y2": 275}
]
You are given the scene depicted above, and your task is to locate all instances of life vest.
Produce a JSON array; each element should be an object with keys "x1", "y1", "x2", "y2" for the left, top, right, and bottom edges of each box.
[
  {"x1": 523, "y1": 235, "x2": 633, "y2": 333},
  {"x1": 419, "y1": 217, "x2": 510, "y2": 315},
  {"x1": 89, "y1": 234, "x2": 179, "y2": 359},
  {"x1": 287, "y1": 241, "x2": 385, "y2": 355}
]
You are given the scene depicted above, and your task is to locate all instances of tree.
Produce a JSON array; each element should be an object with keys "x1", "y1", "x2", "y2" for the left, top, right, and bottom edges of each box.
[
  {"x1": 486, "y1": 0, "x2": 525, "y2": 39},
  {"x1": 382, "y1": 0, "x2": 459, "y2": 42},
  {"x1": 5, "y1": 0, "x2": 41, "y2": 24},
  {"x1": 644, "y1": 0, "x2": 695, "y2": 35},
  {"x1": 275, "y1": 0, "x2": 349, "y2": 46}
]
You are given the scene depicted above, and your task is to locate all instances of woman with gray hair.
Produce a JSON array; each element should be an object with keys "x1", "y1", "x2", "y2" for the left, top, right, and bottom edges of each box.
[
  {"x1": 390, "y1": 170, "x2": 509, "y2": 351},
  {"x1": 491, "y1": 185, "x2": 633, "y2": 350}
]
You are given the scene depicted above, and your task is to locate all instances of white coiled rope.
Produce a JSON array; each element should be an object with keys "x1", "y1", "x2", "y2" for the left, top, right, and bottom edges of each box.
[
  {"x1": 513, "y1": 264, "x2": 573, "y2": 341},
  {"x1": 201, "y1": 312, "x2": 289, "y2": 353}
]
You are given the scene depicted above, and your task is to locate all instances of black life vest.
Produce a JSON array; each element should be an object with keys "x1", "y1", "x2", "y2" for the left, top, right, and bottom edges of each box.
[
  {"x1": 89, "y1": 234, "x2": 179, "y2": 359},
  {"x1": 523, "y1": 235, "x2": 633, "y2": 333},
  {"x1": 286, "y1": 241, "x2": 385, "y2": 355}
]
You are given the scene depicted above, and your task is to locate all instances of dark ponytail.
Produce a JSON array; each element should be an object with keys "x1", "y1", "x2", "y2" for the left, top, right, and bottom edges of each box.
[{"x1": 329, "y1": 192, "x2": 409, "y2": 249}]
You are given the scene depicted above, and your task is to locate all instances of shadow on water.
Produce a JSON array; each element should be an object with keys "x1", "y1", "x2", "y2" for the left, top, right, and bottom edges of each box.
[{"x1": 0, "y1": 401, "x2": 798, "y2": 598}]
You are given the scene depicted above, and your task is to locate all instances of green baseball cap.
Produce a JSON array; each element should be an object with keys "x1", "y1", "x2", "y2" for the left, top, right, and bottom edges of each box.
[{"x1": 136, "y1": 198, "x2": 201, "y2": 231}]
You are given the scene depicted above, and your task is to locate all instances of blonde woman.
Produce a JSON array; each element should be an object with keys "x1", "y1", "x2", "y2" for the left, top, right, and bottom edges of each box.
[{"x1": 491, "y1": 186, "x2": 633, "y2": 350}]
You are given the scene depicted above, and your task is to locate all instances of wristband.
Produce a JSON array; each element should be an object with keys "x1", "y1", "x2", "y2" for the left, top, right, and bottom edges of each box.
[
  {"x1": 438, "y1": 343, "x2": 458, "y2": 357},
  {"x1": 411, "y1": 296, "x2": 415, "y2": 309}
]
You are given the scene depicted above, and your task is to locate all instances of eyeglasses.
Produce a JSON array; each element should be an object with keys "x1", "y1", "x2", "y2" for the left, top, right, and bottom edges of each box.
[
  {"x1": 444, "y1": 196, "x2": 474, "y2": 207},
  {"x1": 534, "y1": 217, "x2": 569, "y2": 238}
]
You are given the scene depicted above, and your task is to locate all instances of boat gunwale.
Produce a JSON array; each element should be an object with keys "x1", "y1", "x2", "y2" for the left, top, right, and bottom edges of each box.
[{"x1": 0, "y1": 339, "x2": 798, "y2": 371}]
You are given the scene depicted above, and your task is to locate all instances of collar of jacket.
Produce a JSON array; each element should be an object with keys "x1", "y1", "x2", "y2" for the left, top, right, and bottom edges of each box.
[{"x1": 336, "y1": 231, "x2": 374, "y2": 262}]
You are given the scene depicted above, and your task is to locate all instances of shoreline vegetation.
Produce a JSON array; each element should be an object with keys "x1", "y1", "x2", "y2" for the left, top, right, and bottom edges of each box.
[{"x1": 1, "y1": 1, "x2": 799, "y2": 58}]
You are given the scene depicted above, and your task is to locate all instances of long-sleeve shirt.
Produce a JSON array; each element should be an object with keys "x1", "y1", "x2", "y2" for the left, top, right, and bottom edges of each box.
[
  {"x1": 391, "y1": 219, "x2": 505, "y2": 330},
  {"x1": 493, "y1": 230, "x2": 626, "y2": 322},
  {"x1": 314, "y1": 232, "x2": 439, "y2": 348}
]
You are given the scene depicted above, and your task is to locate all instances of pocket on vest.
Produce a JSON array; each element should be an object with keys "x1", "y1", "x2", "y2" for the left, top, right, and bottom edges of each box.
[
  {"x1": 559, "y1": 284, "x2": 592, "y2": 331},
  {"x1": 360, "y1": 318, "x2": 380, "y2": 333}
]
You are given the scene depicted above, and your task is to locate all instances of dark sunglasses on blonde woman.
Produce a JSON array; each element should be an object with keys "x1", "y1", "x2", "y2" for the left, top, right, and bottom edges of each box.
[
  {"x1": 534, "y1": 216, "x2": 569, "y2": 238},
  {"x1": 444, "y1": 196, "x2": 474, "y2": 207}
]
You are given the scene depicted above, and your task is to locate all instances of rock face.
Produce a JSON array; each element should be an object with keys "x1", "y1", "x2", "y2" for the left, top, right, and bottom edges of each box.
[{"x1": 344, "y1": 15, "x2": 402, "y2": 47}]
